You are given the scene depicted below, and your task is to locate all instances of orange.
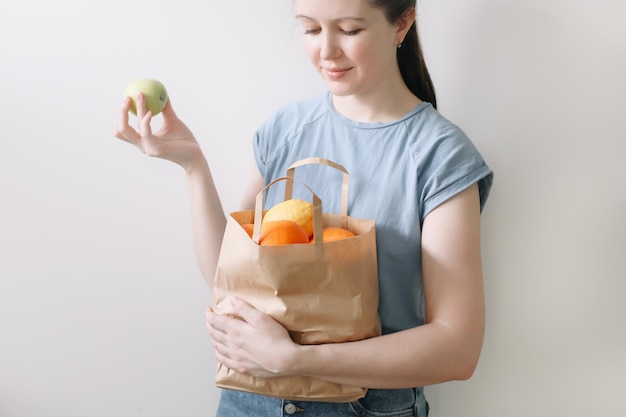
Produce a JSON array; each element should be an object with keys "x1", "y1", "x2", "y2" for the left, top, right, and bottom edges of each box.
[
  {"x1": 262, "y1": 199, "x2": 314, "y2": 237},
  {"x1": 310, "y1": 227, "x2": 356, "y2": 243},
  {"x1": 259, "y1": 220, "x2": 310, "y2": 246},
  {"x1": 240, "y1": 223, "x2": 254, "y2": 238}
]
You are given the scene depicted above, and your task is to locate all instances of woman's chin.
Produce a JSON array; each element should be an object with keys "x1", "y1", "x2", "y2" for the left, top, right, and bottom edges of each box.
[{"x1": 324, "y1": 84, "x2": 354, "y2": 97}]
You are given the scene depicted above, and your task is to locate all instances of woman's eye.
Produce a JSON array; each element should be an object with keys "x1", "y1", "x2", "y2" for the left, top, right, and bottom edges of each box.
[{"x1": 301, "y1": 27, "x2": 360, "y2": 36}]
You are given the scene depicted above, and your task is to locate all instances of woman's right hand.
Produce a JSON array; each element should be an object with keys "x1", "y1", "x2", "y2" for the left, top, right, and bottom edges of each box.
[{"x1": 114, "y1": 93, "x2": 203, "y2": 172}]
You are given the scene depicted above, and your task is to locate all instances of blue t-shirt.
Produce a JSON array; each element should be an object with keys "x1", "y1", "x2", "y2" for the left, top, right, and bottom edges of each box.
[{"x1": 253, "y1": 92, "x2": 493, "y2": 334}]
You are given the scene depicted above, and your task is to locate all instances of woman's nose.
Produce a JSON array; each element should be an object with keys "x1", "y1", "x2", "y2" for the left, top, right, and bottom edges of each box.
[{"x1": 320, "y1": 34, "x2": 341, "y2": 60}]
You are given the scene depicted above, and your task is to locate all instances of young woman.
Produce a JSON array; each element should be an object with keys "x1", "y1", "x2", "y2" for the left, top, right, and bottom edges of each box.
[{"x1": 114, "y1": 0, "x2": 493, "y2": 415}]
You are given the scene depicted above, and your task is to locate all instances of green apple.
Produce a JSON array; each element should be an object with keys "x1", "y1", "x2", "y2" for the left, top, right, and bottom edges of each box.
[{"x1": 123, "y1": 78, "x2": 168, "y2": 116}]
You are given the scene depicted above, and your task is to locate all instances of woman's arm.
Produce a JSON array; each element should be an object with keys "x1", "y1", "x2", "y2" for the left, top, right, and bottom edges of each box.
[
  {"x1": 114, "y1": 94, "x2": 263, "y2": 285},
  {"x1": 185, "y1": 158, "x2": 227, "y2": 284},
  {"x1": 186, "y1": 158, "x2": 263, "y2": 283},
  {"x1": 297, "y1": 183, "x2": 485, "y2": 387},
  {"x1": 207, "y1": 183, "x2": 485, "y2": 388},
  {"x1": 189, "y1": 166, "x2": 264, "y2": 282}
]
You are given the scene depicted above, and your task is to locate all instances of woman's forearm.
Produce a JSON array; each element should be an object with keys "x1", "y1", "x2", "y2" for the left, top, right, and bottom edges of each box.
[
  {"x1": 185, "y1": 152, "x2": 227, "y2": 285},
  {"x1": 290, "y1": 320, "x2": 482, "y2": 389}
]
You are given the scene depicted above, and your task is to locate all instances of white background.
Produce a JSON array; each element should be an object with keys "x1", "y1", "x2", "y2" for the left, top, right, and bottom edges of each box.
[{"x1": 1, "y1": 1, "x2": 624, "y2": 416}]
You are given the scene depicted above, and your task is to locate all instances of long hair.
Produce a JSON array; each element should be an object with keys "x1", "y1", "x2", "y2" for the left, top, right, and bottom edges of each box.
[{"x1": 369, "y1": 0, "x2": 437, "y2": 109}]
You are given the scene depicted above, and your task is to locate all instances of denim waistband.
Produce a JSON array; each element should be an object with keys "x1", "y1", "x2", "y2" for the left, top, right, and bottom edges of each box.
[{"x1": 216, "y1": 387, "x2": 429, "y2": 417}]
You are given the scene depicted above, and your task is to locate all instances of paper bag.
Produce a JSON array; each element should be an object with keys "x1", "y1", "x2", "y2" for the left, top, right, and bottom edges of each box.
[{"x1": 212, "y1": 157, "x2": 380, "y2": 403}]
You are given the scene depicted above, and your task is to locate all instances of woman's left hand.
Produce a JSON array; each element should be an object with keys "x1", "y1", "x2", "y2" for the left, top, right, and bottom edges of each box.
[{"x1": 205, "y1": 297, "x2": 298, "y2": 378}]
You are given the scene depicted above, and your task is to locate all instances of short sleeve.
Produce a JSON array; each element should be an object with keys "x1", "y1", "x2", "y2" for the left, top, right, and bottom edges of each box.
[
  {"x1": 418, "y1": 124, "x2": 493, "y2": 221},
  {"x1": 253, "y1": 129, "x2": 267, "y2": 178}
]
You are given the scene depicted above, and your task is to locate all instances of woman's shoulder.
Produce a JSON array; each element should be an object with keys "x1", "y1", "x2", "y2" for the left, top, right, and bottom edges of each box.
[
  {"x1": 402, "y1": 104, "x2": 476, "y2": 155},
  {"x1": 405, "y1": 103, "x2": 465, "y2": 136}
]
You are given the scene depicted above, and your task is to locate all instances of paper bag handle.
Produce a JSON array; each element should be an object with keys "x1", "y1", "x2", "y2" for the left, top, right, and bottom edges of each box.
[
  {"x1": 285, "y1": 157, "x2": 349, "y2": 217},
  {"x1": 253, "y1": 176, "x2": 324, "y2": 247}
]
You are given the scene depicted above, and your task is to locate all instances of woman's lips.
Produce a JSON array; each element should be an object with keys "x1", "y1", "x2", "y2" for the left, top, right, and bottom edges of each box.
[{"x1": 323, "y1": 67, "x2": 351, "y2": 80}]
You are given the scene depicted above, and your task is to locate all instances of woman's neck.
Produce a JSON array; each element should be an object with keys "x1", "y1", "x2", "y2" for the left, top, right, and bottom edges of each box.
[{"x1": 332, "y1": 85, "x2": 421, "y2": 124}]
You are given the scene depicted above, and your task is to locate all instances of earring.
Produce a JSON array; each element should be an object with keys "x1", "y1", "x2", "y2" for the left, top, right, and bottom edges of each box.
[{"x1": 397, "y1": 42, "x2": 403, "y2": 49}]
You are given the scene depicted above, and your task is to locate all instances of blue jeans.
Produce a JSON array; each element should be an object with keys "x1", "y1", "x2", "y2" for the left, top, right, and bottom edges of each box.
[{"x1": 215, "y1": 387, "x2": 429, "y2": 417}]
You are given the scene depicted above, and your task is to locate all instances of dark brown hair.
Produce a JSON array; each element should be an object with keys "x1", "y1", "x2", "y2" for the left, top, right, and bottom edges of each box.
[{"x1": 368, "y1": 0, "x2": 437, "y2": 108}]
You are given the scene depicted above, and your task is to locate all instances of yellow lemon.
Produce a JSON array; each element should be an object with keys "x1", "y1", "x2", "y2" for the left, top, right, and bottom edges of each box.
[{"x1": 263, "y1": 199, "x2": 314, "y2": 237}]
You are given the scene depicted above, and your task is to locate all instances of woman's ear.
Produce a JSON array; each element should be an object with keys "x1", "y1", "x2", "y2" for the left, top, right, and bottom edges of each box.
[{"x1": 396, "y1": 7, "x2": 416, "y2": 43}]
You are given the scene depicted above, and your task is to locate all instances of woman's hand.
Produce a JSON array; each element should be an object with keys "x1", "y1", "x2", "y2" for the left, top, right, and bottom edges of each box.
[
  {"x1": 206, "y1": 297, "x2": 299, "y2": 378},
  {"x1": 113, "y1": 93, "x2": 202, "y2": 172}
]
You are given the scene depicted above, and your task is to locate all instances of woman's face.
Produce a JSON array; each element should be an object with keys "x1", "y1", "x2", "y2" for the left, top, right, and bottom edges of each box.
[{"x1": 295, "y1": 0, "x2": 403, "y2": 98}]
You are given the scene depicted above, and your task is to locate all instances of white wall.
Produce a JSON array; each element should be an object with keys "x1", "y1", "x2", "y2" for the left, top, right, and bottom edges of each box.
[{"x1": 0, "y1": 1, "x2": 624, "y2": 416}]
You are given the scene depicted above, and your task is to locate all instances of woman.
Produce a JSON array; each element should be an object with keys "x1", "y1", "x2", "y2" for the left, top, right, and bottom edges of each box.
[{"x1": 114, "y1": 0, "x2": 493, "y2": 415}]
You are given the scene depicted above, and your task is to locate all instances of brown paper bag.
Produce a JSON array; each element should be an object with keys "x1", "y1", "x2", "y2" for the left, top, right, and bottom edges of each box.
[{"x1": 212, "y1": 158, "x2": 380, "y2": 403}]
